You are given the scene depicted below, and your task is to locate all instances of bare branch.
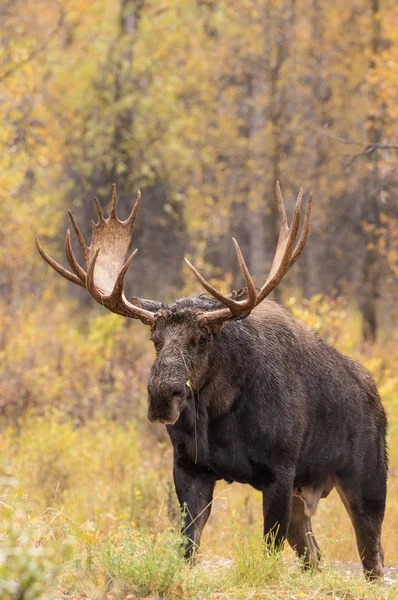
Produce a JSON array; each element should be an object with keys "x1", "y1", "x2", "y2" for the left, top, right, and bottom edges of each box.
[
  {"x1": 317, "y1": 129, "x2": 398, "y2": 154},
  {"x1": 362, "y1": 143, "x2": 398, "y2": 153},
  {"x1": 316, "y1": 129, "x2": 369, "y2": 147},
  {"x1": 315, "y1": 129, "x2": 398, "y2": 170}
]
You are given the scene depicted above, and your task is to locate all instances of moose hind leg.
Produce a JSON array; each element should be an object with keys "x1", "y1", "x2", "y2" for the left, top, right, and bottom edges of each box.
[
  {"x1": 287, "y1": 495, "x2": 321, "y2": 571},
  {"x1": 336, "y1": 477, "x2": 386, "y2": 581}
]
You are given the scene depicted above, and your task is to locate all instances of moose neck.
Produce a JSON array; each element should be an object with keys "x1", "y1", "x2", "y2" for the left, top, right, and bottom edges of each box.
[
  {"x1": 167, "y1": 317, "x2": 258, "y2": 463},
  {"x1": 193, "y1": 318, "x2": 258, "y2": 421}
]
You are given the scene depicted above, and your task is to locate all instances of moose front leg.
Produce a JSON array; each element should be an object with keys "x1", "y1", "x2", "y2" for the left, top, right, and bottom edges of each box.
[
  {"x1": 262, "y1": 478, "x2": 293, "y2": 551},
  {"x1": 173, "y1": 460, "x2": 216, "y2": 561}
]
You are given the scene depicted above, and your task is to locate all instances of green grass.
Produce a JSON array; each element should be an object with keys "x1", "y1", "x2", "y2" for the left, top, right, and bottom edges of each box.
[
  {"x1": 1, "y1": 412, "x2": 398, "y2": 599},
  {"x1": 2, "y1": 516, "x2": 398, "y2": 599}
]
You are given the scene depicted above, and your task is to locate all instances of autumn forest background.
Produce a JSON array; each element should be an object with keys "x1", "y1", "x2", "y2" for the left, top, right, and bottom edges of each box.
[{"x1": 1, "y1": 0, "x2": 398, "y2": 598}]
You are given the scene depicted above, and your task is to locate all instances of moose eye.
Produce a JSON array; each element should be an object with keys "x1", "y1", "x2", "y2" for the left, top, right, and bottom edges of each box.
[{"x1": 198, "y1": 335, "x2": 208, "y2": 349}]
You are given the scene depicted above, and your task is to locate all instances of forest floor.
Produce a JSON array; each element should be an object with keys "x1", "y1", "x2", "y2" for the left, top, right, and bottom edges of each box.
[{"x1": 58, "y1": 557, "x2": 398, "y2": 600}]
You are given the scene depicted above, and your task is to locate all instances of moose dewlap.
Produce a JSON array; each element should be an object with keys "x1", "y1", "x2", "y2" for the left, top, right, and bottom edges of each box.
[{"x1": 36, "y1": 183, "x2": 388, "y2": 581}]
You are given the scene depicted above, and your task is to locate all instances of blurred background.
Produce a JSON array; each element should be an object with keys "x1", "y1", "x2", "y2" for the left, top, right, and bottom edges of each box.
[
  {"x1": 1, "y1": 0, "x2": 398, "y2": 595},
  {"x1": 1, "y1": 0, "x2": 398, "y2": 420}
]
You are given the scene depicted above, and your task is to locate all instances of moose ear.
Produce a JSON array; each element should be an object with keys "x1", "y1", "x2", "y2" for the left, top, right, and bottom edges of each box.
[{"x1": 130, "y1": 297, "x2": 166, "y2": 313}]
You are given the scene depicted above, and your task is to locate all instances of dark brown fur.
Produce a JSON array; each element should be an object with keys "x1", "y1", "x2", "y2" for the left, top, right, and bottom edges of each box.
[
  {"x1": 143, "y1": 293, "x2": 387, "y2": 579},
  {"x1": 36, "y1": 185, "x2": 387, "y2": 579}
]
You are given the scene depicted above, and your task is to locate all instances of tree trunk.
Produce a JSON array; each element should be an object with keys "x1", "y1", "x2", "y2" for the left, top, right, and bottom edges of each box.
[
  {"x1": 246, "y1": 1, "x2": 296, "y2": 297},
  {"x1": 359, "y1": 0, "x2": 384, "y2": 343}
]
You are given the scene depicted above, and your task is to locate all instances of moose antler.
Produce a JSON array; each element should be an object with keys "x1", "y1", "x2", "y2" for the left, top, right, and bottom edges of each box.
[
  {"x1": 185, "y1": 182, "x2": 312, "y2": 325},
  {"x1": 35, "y1": 185, "x2": 155, "y2": 326},
  {"x1": 37, "y1": 182, "x2": 312, "y2": 328}
]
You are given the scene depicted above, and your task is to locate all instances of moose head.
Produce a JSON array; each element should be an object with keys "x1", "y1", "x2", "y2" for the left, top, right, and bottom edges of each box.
[{"x1": 36, "y1": 184, "x2": 312, "y2": 425}]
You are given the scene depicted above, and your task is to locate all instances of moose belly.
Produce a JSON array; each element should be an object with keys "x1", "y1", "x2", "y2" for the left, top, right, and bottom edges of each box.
[
  {"x1": 207, "y1": 439, "x2": 277, "y2": 490},
  {"x1": 203, "y1": 412, "x2": 277, "y2": 489}
]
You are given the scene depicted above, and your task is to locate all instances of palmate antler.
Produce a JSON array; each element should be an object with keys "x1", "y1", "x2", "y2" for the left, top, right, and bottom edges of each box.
[
  {"x1": 185, "y1": 182, "x2": 312, "y2": 326},
  {"x1": 35, "y1": 185, "x2": 155, "y2": 325},
  {"x1": 36, "y1": 182, "x2": 312, "y2": 327}
]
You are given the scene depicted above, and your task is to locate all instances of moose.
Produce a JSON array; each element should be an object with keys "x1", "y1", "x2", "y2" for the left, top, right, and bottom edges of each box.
[{"x1": 36, "y1": 183, "x2": 388, "y2": 580}]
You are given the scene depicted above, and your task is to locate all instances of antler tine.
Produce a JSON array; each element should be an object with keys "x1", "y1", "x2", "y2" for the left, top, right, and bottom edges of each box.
[
  {"x1": 126, "y1": 189, "x2": 141, "y2": 228},
  {"x1": 295, "y1": 187, "x2": 304, "y2": 209},
  {"x1": 276, "y1": 181, "x2": 288, "y2": 230},
  {"x1": 290, "y1": 190, "x2": 312, "y2": 267},
  {"x1": 35, "y1": 237, "x2": 85, "y2": 288},
  {"x1": 94, "y1": 197, "x2": 104, "y2": 223},
  {"x1": 68, "y1": 210, "x2": 89, "y2": 264},
  {"x1": 184, "y1": 258, "x2": 240, "y2": 311},
  {"x1": 264, "y1": 186, "x2": 301, "y2": 278},
  {"x1": 232, "y1": 238, "x2": 257, "y2": 307},
  {"x1": 108, "y1": 249, "x2": 157, "y2": 324},
  {"x1": 185, "y1": 237, "x2": 257, "y2": 316},
  {"x1": 255, "y1": 200, "x2": 301, "y2": 304},
  {"x1": 86, "y1": 248, "x2": 103, "y2": 298},
  {"x1": 110, "y1": 183, "x2": 117, "y2": 218},
  {"x1": 65, "y1": 229, "x2": 86, "y2": 282},
  {"x1": 110, "y1": 249, "x2": 138, "y2": 298}
]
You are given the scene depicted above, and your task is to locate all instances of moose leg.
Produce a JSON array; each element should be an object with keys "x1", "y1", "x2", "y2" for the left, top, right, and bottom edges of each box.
[
  {"x1": 173, "y1": 461, "x2": 215, "y2": 561},
  {"x1": 262, "y1": 479, "x2": 293, "y2": 551},
  {"x1": 336, "y1": 476, "x2": 386, "y2": 581},
  {"x1": 287, "y1": 496, "x2": 321, "y2": 570}
]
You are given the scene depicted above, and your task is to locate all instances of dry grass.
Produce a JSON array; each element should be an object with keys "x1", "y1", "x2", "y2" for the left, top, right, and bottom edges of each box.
[{"x1": 0, "y1": 404, "x2": 397, "y2": 599}]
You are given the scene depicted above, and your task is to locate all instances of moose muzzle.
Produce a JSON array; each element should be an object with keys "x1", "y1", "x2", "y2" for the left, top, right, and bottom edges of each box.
[{"x1": 147, "y1": 385, "x2": 186, "y2": 425}]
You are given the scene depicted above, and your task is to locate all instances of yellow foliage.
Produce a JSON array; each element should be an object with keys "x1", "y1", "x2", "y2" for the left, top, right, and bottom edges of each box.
[{"x1": 0, "y1": 291, "x2": 153, "y2": 424}]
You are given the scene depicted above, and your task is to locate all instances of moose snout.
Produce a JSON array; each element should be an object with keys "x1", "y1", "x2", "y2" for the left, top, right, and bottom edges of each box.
[{"x1": 147, "y1": 384, "x2": 186, "y2": 425}]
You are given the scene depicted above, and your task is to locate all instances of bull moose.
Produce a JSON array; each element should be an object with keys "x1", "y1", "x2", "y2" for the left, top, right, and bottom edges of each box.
[{"x1": 36, "y1": 183, "x2": 388, "y2": 580}]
